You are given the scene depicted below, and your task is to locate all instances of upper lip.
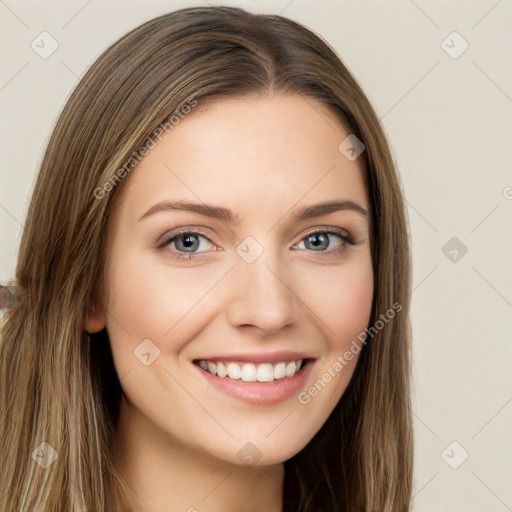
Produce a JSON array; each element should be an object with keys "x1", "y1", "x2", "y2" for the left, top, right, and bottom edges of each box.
[{"x1": 193, "y1": 350, "x2": 315, "y2": 365}]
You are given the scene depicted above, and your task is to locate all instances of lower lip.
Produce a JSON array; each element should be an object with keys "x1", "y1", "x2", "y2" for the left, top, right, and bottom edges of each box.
[{"x1": 195, "y1": 361, "x2": 314, "y2": 405}]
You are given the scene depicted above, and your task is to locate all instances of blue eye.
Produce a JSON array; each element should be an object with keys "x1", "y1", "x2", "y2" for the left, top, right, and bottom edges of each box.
[
  {"x1": 294, "y1": 229, "x2": 354, "y2": 252},
  {"x1": 158, "y1": 227, "x2": 355, "y2": 261},
  {"x1": 160, "y1": 231, "x2": 213, "y2": 260}
]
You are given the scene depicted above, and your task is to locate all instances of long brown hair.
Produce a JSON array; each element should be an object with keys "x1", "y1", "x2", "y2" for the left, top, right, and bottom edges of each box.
[{"x1": 0, "y1": 6, "x2": 413, "y2": 511}]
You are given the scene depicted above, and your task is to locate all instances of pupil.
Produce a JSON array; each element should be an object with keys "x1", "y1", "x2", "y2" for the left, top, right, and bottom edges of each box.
[
  {"x1": 309, "y1": 233, "x2": 328, "y2": 250},
  {"x1": 179, "y1": 234, "x2": 198, "y2": 251}
]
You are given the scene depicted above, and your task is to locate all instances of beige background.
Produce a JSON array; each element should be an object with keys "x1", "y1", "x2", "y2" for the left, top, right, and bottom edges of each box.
[{"x1": 1, "y1": 0, "x2": 511, "y2": 510}]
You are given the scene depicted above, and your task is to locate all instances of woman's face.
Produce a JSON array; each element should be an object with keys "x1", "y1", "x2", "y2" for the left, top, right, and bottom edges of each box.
[{"x1": 88, "y1": 94, "x2": 373, "y2": 466}]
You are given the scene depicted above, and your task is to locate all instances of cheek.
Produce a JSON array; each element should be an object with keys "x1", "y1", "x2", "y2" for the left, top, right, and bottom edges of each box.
[
  {"x1": 329, "y1": 268, "x2": 374, "y2": 348},
  {"x1": 106, "y1": 251, "x2": 215, "y2": 339},
  {"x1": 103, "y1": 249, "x2": 232, "y2": 379},
  {"x1": 305, "y1": 254, "x2": 374, "y2": 349},
  {"x1": 102, "y1": 252, "x2": 178, "y2": 374},
  {"x1": 298, "y1": 256, "x2": 373, "y2": 408}
]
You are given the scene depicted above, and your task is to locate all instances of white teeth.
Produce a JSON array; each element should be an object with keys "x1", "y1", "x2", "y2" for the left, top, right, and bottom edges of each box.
[
  {"x1": 197, "y1": 358, "x2": 305, "y2": 382},
  {"x1": 273, "y1": 362, "x2": 286, "y2": 379},
  {"x1": 241, "y1": 363, "x2": 257, "y2": 382},
  {"x1": 227, "y1": 362, "x2": 242, "y2": 380},
  {"x1": 257, "y1": 363, "x2": 274, "y2": 382},
  {"x1": 216, "y1": 362, "x2": 227, "y2": 378},
  {"x1": 285, "y1": 361, "x2": 296, "y2": 377}
]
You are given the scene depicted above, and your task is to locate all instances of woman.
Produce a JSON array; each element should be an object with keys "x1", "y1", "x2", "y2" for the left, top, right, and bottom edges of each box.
[{"x1": 0, "y1": 6, "x2": 413, "y2": 511}]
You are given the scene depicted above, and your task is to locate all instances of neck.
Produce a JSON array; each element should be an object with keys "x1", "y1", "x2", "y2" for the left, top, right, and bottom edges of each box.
[{"x1": 112, "y1": 395, "x2": 284, "y2": 512}]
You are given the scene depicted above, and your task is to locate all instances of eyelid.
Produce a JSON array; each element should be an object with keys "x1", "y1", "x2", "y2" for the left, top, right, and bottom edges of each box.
[
  {"x1": 156, "y1": 227, "x2": 215, "y2": 248},
  {"x1": 297, "y1": 226, "x2": 354, "y2": 244},
  {"x1": 156, "y1": 225, "x2": 357, "y2": 262}
]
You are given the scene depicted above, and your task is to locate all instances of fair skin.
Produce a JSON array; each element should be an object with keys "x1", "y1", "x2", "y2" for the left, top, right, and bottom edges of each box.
[{"x1": 86, "y1": 94, "x2": 373, "y2": 511}]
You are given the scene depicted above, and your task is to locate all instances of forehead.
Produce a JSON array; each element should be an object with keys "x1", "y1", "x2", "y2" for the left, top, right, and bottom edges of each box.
[{"x1": 113, "y1": 94, "x2": 368, "y2": 224}]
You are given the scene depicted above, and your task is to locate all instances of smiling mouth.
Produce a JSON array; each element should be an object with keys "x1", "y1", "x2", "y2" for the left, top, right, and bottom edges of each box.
[{"x1": 194, "y1": 359, "x2": 310, "y2": 383}]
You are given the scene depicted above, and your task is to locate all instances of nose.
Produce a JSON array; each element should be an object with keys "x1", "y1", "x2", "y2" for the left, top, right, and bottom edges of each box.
[{"x1": 226, "y1": 254, "x2": 301, "y2": 335}]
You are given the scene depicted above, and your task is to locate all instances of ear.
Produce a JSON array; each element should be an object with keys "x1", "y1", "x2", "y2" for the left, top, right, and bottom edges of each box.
[{"x1": 84, "y1": 299, "x2": 106, "y2": 334}]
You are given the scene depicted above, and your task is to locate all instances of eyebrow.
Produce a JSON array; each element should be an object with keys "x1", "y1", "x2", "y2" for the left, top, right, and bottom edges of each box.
[{"x1": 138, "y1": 199, "x2": 368, "y2": 224}]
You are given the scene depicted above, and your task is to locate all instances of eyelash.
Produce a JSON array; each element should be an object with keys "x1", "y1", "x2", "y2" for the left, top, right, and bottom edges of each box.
[{"x1": 157, "y1": 227, "x2": 356, "y2": 261}]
